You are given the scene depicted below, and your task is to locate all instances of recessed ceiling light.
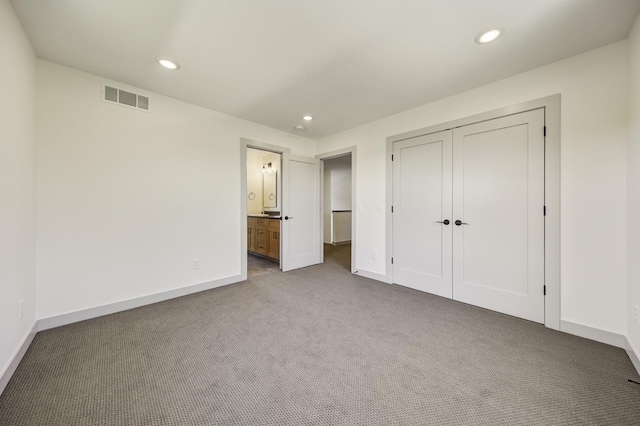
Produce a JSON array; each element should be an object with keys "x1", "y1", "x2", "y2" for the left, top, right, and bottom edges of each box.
[
  {"x1": 475, "y1": 28, "x2": 502, "y2": 44},
  {"x1": 158, "y1": 58, "x2": 181, "y2": 70},
  {"x1": 303, "y1": 115, "x2": 313, "y2": 121},
  {"x1": 294, "y1": 125, "x2": 305, "y2": 131}
]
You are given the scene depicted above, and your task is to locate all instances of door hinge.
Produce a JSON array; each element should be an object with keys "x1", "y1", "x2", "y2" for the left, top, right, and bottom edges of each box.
[
  {"x1": 391, "y1": 154, "x2": 394, "y2": 161},
  {"x1": 391, "y1": 206, "x2": 394, "y2": 213},
  {"x1": 543, "y1": 285, "x2": 546, "y2": 296},
  {"x1": 391, "y1": 257, "x2": 394, "y2": 264},
  {"x1": 543, "y1": 206, "x2": 546, "y2": 216},
  {"x1": 543, "y1": 126, "x2": 547, "y2": 137}
]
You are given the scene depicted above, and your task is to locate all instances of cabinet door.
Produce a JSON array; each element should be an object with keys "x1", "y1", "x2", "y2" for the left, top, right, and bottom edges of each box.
[
  {"x1": 268, "y1": 229, "x2": 280, "y2": 260},
  {"x1": 255, "y1": 226, "x2": 267, "y2": 255},
  {"x1": 248, "y1": 225, "x2": 257, "y2": 252},
  {"x1": 256, "y1": 239, "x2": 268, "y2": 255},
  {"x1": 267, "y1": 220, "x2": 280, "y2": 260}
]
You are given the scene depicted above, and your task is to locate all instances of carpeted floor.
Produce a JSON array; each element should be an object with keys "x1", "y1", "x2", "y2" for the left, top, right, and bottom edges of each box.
[
  {"x1": 247, "y1": 244, "x2": 350, "y2": 279},
  {"x1": 1, "y1": 244, "x2": 639, "y2": 425},
  {"x1": 247, "y1": 253, "x2": 280, "y2": 279},
  {"x1": 323, "y1": 243, "x2": 351, "y2": 272}
]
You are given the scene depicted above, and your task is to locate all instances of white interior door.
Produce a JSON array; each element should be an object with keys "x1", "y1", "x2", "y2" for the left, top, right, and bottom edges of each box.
[
  {"x1": 282, "y1": 153, "x2": 321, "y2": 272},
  {"x1": 452, "y1": 109, "x2": 545, "y2": 323},
  {"x1": 393, "y1": 131, "x2": 453, "y2": 298}
]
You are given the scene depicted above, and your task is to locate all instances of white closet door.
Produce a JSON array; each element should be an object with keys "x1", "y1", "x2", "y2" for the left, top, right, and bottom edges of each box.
[
  {"x1": 452, "y1": 109, "x2": 545, "y2": 323},
  {"x1": 393, "y1": 131, "x2": 453, "y2": 298},
  {"x1": 281, "y1": 153, "x2": 321, "y2": 272}
]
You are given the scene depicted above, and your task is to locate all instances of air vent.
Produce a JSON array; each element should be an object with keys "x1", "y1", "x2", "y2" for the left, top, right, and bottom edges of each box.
[{"x1": 102, "y1": 84, "x2": 150, "y2": 111}]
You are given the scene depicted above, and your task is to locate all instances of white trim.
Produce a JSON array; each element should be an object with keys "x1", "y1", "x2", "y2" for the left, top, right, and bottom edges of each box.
[
  {"x1": 353, "y1": 268, "x2": 391, "y2": 284},
  {"x1": 316, "y1": 146, "x2": 357, "y2": 273},
  {"x1": 626, "y1": 337, "x2": 640, "y2": 375},
  {"x1": 319, "y1": 161, "x2": 325, "y2": 263},
  {"x1": 388, "y1": 95, "x2": 557, "y2": 143},
  {"x1": 240, "y1": 138, "x2": 290, "y2": 278},
  {"x1": 38, "y1": 274, "x2": 242, "y2": 331},
  {"x1": 560, "y1": 320, "x2": 626, "y2": 348},
  {"x1": 385, "y1": 139, "x2": 394, "y2": 285},
  {"x1": 544, "y1": 96, "x2": 561, "y2": 331},
  {"x1": 0, "y1": 321, "x2": 37, "y2": 396},
  {"x1": 385, "y1": 94, "x2": 561, "y2": 330}
]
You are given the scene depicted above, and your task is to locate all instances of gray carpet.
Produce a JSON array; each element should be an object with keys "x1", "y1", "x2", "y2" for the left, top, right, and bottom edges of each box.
[
  {"x1": 1, "y1": 244, "x2": 639, "y2": 425},
  {"x1": 247, "y1": 253, "x2": 280, "y2": 279}
]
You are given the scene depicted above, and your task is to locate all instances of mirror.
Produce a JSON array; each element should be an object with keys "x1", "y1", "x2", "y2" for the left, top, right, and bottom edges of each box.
[{"x1": 263, "y1": 168, "x2": 277, "y2": 208}]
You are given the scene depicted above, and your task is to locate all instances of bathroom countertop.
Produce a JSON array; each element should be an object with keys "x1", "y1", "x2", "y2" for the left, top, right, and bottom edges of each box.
[{"x1": 248, "y1": 214, "x2": 281, "y2": 219}]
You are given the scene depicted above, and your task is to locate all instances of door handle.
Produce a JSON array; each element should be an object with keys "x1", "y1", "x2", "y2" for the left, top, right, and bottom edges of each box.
[
  {"x1": 436, "y1": 220, "x2": 450, "y2": 225},
  {"x1": 284, "y1": 216, "x2": 294, "y2": 220},
  {"x1": 455, "y1": 220, "x2": 468, "y2": 226}
]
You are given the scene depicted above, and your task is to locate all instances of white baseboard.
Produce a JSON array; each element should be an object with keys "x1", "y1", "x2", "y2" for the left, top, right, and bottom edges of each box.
[
  {"x1": 38, "y1": 274, "x2": 243, "y2": 331},
  {"x1": 0, "y1": 321, "x2": 37, "y2": 396},
  {"x1": 560, "y1": 320, "x2": 626, "y2": 348},
  {"x1": 625, "y1": 337, "x2": 640, "y2": 375},
  {"x1": 353, "y1": 268, "x2": 391, "y2": 284}
]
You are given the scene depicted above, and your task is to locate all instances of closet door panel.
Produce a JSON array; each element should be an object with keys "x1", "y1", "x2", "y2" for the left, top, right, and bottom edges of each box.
[
  {"x1": 452, "y1": 109, "x2": 545, "y2": 323},
  {"x1": 393, "y1": 131, "x2": 453, "y2": 298}
]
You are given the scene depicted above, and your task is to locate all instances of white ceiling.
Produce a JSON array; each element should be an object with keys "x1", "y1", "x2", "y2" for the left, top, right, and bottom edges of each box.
[{"x1": 11, "y1": 0, "x2": 640, "y2": 139}]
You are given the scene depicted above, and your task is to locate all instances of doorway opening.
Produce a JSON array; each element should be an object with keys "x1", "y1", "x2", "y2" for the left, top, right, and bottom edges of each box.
[
  {"x1": 246, "y1": 147, "x2": 283, "y2": 279},
  {"x1": 241, "y1": 138, "x2": 324, "y2": 280},
  {"x1": 318, "y1": 148, "x2": 356, "y2": 274}
]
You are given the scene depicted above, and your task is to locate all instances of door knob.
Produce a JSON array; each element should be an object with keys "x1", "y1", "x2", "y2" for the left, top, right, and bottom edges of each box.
[
  {"x1": 284, "y1": 216, "x2": 293, "y2": 220},
  {"x1": 436, "y1": 220, "x2": 450, "y2": 225},
  {"x1": 455, "y1": 220, "x2": 468, "y2": 226}
]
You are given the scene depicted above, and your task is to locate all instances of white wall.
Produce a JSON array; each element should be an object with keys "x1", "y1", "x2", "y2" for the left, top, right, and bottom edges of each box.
[
  {"x1": 627, "y1": 15, "x2": 640, "y2": 362},
  {"x1": 330, "y1": 156, "x2": 352, "y2": 210},
  {"x1": 247, "y1": 148, "x2": 264, "y2": 214},
  {"x1": 317, "y1": 41, "x2": 629, "y2": 335},
  {"x1": 332, "y1": 212, "x2": 352, "y2": 244},
  {"x1": 0, "y1": 0, "x2": 36, "y2": 386},
  {"x1": 36, "y1": 60, "x2": 315, "y2": 320}
]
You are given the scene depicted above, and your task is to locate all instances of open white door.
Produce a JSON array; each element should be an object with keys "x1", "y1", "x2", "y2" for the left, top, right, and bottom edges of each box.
[{"x1": 281, "y1": 153, "x2": 321, "y2": 272}]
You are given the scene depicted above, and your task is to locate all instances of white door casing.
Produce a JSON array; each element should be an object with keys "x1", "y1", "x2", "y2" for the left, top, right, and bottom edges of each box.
[
  {"x1": 391, "y1": 109, "x2": 546, "y2": 323},
  {"x1": 282, "y1": 153, "x2": 321, "y2": 272},
  {"x1": 386, "y1": 96, "x2": 560, "y2": 330},
  {"x1": 392, "y1": 131, "x2": 453, "y2": 298},
  {"x1": 452, "y1": 109, "x2": 545, "y2": 323}
]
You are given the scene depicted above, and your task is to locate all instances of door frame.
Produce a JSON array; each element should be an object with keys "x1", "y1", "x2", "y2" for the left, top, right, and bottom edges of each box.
[
  {"x1": 240, "y1": 138, "x2": 291, "y2": 281},
  {"x1": 385, "y1": 94, "x2": 561, "y2": 330},
  {"x1": 316, "y1": 147, "x2": 357, "y2": 274}
]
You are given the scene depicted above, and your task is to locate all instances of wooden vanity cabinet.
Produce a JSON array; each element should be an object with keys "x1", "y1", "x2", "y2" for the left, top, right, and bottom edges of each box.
[{"x1": 248, "y1": 217, "x2": 280, "y2": 261}]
